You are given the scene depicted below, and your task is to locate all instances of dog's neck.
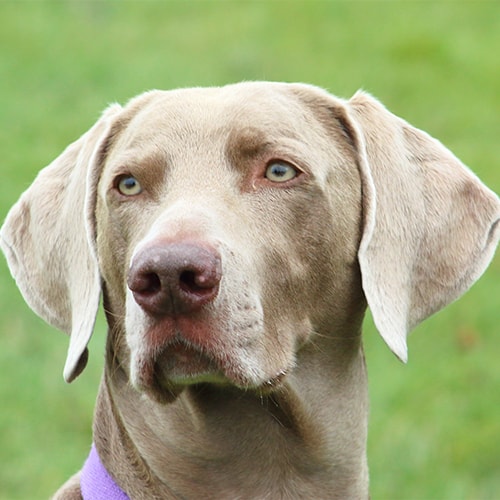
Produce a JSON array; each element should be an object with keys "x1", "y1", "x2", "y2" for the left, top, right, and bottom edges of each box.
[{"x1": 93, "y1": 334, "x2": 369, "y2": 498}]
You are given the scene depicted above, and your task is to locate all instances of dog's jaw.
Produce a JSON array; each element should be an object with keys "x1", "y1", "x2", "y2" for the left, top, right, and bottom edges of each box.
[{"x1": 125, "y1": 285, "x2": 299, "y2": 403}]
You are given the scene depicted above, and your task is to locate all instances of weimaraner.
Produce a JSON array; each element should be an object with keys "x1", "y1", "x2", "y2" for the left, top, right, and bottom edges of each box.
[{"x1": 1, "y1": 82, "x2": 499, "y2": 499}]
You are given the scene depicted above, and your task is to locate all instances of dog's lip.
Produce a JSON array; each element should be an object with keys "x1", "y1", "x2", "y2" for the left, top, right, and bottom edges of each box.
[
  {"x1": 259, "y1": 368, "x2": 288, "y2": 391},
  {"x1": 136, "y1": 317, "x2": 292, "y2": 399},
  {"x1": 150, "y1": 338, "x2": 289, "y2": 394},
  {"x1": 154, "y1": 341, "x2": 227, "y2": 386}
]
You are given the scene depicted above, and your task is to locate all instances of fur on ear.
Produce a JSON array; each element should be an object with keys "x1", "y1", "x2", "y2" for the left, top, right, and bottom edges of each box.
[
  {"x1": 0, "y1": 104, "x2": 122, "y2": 382},
  {"x1": 346, "y1": 91, "x2": 500, "y2": 361}
]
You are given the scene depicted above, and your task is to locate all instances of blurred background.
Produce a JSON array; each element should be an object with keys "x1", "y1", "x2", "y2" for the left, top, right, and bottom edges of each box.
[{"x1": 0, "y1": 2, "x2": 498, "y2": 498}]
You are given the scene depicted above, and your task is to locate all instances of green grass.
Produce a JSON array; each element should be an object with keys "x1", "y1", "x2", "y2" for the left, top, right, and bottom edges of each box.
[{"x1": 1, "y1": 2, "x2": 499, "y2": 498}]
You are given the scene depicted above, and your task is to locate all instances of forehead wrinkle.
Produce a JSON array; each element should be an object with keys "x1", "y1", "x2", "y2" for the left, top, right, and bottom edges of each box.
[
  {"x1": 110, "y1": 118, "x2": 221, "y2": 177},
  {"x1": 109, "y1": 146, "x2": 171, "y2": 174},
  {"x1": 119, "y1": 86, "x2": 310, "y2": 161},
  {"x1": 224, "y1": 125, "x2": 304, "y2": 164},
  {"x1": 111, "y1": 88, "x2": 324, "y2": 180}
]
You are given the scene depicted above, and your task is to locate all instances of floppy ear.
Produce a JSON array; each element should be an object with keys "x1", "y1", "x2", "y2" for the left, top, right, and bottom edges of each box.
[
  {"x1": 346, "y1": 91, "x2": 500, "y2": 361},
  {"x1": 0, "y1": 104, "x2": 122, "y2": 382}
]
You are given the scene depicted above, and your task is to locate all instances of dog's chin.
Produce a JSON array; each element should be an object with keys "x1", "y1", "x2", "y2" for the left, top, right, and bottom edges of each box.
[{"x1": 135, "y1": 342, "x2": 289, "y2": 405}]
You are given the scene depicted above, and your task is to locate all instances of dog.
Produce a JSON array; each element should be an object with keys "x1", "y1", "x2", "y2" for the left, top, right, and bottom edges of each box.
[{"x1": 1, "y1": 82, "x2": 499, "y2": 499}]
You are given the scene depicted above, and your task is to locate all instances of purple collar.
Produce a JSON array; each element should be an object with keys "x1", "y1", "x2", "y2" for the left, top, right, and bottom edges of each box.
[{"x1": 81, "y1": 444, "x2": 129, "y2": 500}]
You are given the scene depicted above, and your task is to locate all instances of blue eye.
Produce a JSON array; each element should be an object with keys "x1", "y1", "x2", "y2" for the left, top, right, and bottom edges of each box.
[
  {"x1": 117, "y1": 175, "x2": 142, "y2": 196},
  {"x1": 265, "y1": 161, "x2": 298, "y2": 183}
]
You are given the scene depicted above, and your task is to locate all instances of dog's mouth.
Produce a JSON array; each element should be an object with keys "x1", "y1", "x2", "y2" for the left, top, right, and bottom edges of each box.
[
  {"x1": 154, "y1": 341, "x2": 226, "y2": 387},
  {"x1": 136, "y1": 337, "x2": 289, "y2": 404}
]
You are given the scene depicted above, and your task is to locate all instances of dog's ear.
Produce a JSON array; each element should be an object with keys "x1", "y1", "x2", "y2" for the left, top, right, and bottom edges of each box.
[
  {"x1": 0, "y1": 104, "x2": 122, "y2": 382},
  {"x1": 343, "y1": 91, "x2": 499, "y2": 361}
]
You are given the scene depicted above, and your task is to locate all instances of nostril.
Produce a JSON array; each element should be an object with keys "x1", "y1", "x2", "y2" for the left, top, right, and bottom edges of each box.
[
  {"x1": 129, "y1": 272, "x2": 162, "y2": 295},
  {"x1": 179, "y1": 268, "x2": 219, "y2": 295},
  {"x1": 179, "y1": 270, "x2": 199, "y2": 292},
  {"x1": 142, "y1": 273, "x2": 162, "y2": 294}
]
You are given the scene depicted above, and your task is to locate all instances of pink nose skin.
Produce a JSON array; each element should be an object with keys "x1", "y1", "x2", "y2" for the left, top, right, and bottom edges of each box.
[{"x1": 127, "y1": 242, "x2": 222, "y2": 316}]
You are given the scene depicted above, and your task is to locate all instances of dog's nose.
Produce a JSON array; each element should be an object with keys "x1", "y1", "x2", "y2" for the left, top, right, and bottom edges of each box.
[{"x1": 127, "y1": 242, "x2": 222, "y2": 316}]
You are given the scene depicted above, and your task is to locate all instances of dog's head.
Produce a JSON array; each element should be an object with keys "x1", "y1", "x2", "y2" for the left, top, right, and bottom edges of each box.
[{"x1": 2, "y1": 83, "x2": 498, "y2": 403}]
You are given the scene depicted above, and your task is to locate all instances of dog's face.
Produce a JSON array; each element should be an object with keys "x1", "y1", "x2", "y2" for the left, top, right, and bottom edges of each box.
[
  {"x1": 2, "y1": 82, "x2": 497, "y2": 399},
  {"x1": 95, "y1": 86, "x2": 364, "y2": 402}
]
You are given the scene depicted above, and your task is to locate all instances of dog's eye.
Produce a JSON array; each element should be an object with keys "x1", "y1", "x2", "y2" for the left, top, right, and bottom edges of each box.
[
  {"x1": 265, "y1": 161, "x2": 298, "y2": 183},
  {"x1": 116, "y1": 175, "x2": 142, "y2": 196}
]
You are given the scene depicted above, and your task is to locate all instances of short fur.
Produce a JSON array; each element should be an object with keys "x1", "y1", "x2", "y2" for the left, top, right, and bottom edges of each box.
[{"x1": 1, "y1": 82, "x2": 498, "y2": 499}]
